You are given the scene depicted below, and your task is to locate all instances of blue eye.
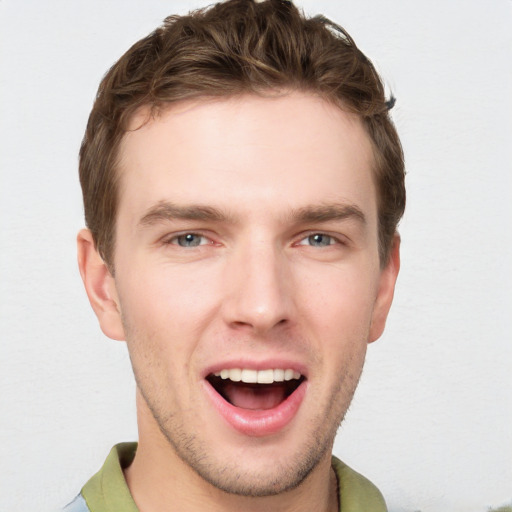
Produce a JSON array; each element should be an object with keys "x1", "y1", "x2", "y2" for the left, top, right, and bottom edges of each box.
[
  {"x1": 304, "y1": 234, "x2": 335, "y2": 247},
  {"x1": 173, "y1": 233, "x2": 205, "y2": 247}
]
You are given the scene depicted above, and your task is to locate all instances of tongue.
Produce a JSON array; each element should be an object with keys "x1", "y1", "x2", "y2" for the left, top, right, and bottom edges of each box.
[{"x1": 223, "y1": 382, "x2": 287, "y2": 410}]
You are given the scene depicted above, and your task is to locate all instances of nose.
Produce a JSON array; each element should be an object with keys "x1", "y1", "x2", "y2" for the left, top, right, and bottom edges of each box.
[{"x1": 221, "y1": 238, "x2": 293, "y2": 335}]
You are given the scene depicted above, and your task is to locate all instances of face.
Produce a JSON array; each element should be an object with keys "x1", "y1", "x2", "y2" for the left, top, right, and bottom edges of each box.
[{"x1": 81, "y1": 92, "x2": 399, "y2": 496}]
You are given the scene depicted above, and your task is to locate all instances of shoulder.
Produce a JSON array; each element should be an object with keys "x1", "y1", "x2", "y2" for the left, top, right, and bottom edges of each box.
[
  {"x1": 60, "y1": 443, "x2": 138, "y2": 512},
  {"x1": 332, "y1": 456, "x2": 388, "y2": 512},
  {"x1": 62, "y1": 494, "x2": 90, "y2": 512}
]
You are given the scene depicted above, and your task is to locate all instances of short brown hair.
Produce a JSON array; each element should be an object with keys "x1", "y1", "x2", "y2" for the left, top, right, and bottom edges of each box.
[{"x1": 79, "y1": 0, "x2": 405, "y2": 269}]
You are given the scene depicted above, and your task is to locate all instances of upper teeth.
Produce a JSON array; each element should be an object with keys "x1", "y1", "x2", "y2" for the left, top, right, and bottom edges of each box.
[{"x1": 213, "y1": 368, "x2": 301, "y2": 384}]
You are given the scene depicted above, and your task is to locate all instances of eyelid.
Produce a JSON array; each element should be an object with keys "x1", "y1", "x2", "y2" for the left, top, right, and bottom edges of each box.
[
  {"x1": 294, "y1": 231, "x2": 348, "y2": 247},
  {"x1": 162, "y1": 231, "x2": 213, "y2": 246},
  {"x1": 158, "y1": 229, "x2": 348, "y2": 248}
]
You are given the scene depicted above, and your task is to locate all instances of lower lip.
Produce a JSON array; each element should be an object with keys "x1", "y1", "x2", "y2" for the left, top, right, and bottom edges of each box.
[{"x1": 203, "y1": 380, "x2": 307, "y2": 437}]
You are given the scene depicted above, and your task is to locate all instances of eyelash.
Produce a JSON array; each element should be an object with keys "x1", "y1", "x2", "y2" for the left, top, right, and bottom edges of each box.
[
  {"x1": 296, "y1": 233, "x2": 343, "y2": 248},
  {"x1": 163, "y1": 231, "x2": 346, "y2": 249},
  {"x1": 164, "y1": 232, "x2": 211, "y2": 247}
]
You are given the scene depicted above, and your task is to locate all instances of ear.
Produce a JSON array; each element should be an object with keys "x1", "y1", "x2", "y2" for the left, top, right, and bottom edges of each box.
[
  {"x1": 368, "y1": 234, "x2": 401, "y2": 343},
  {"x1": 77, "y1": 229, "x2": 125, "y2": 341}
]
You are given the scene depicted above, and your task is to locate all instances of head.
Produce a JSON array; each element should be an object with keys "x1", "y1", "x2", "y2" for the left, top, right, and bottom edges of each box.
[
  {"x1": 79, "y1": 0, "x2": 404, "y2": 272},
  {"x1": 77, "y1": 0, "x2": 405, "y2": 501}
]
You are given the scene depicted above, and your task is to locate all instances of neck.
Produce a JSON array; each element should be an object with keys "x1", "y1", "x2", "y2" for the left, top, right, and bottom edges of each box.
[{"x1": 124, "y1": 396, "x2": 338, "y2": 512}]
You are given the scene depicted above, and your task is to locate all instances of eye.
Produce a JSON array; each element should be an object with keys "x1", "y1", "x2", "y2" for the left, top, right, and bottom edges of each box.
[
  {"x1": 299, "y1": 233, "x2": 337, "y2": 247},
  {"x1": 170, "y1": 233, "x2": 209, "y2": 247}
]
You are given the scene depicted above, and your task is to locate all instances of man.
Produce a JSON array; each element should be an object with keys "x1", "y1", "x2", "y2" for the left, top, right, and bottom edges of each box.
[{"x1": 68, "y1": 0, "x2": 405, "y2": 510}]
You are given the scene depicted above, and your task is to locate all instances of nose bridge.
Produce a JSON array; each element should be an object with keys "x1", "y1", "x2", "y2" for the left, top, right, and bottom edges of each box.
[{"x1": 223, "y1": 233, "x2": 291, "y2": 332}]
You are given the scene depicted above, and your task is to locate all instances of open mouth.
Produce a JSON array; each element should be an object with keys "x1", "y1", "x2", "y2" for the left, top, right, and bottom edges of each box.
[{"x1": 206, "y1": 368, "x2": 306, "y2": 411}]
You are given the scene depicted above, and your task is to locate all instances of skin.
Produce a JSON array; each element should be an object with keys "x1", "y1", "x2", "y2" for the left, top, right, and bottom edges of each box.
[{"x1": 78, "y1": 92, "x2": 400, "y2": 512}]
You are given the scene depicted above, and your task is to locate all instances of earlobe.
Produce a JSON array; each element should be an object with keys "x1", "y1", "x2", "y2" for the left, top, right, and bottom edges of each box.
[
  {"x1": 368, "y1": 234, "x2": 401, "y2": 343},
  {"x1": 77, "y1": 229, "x2": 125, "y2": 341}
]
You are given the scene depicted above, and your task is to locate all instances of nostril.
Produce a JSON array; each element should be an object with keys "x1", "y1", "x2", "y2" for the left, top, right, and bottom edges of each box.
[{"x1": 229, "y1": 317, "x2": 288, "y2": 332}]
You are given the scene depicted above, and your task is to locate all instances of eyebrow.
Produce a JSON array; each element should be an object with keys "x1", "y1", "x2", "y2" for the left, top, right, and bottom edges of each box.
[
  {"x1": 290, "y1": 203, "x2": 367, "y2": 225},
  {"x1": 138, "y1": 201, "x2": 229, "y2": 227},
  {"x1": 138, "y1": 200, "x2": 366, "y2": 228}
]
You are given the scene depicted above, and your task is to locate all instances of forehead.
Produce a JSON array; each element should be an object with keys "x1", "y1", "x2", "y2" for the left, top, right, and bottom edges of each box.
[{"x1": 116, "y1": 92, "x2": 377, "y2": 225}]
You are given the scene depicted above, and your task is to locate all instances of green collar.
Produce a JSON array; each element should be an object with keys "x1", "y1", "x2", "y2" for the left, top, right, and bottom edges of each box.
[
  {"x1": 82, "y1": 443, "x2": 139, "y2": 512},
  {"x1": 82, "y1": 443, "x2": 387, "y2": 512},
  {"x1": 331, "y1": 456, "x2": 388, "y2": 511}
]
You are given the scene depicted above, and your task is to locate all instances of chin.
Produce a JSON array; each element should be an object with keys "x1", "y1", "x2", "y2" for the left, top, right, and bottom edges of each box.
[{"x1": 174, "y1": 438, "x2": 331, "y2": 497}]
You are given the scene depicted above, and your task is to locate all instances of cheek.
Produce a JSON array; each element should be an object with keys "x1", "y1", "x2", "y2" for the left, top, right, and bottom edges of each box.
[
  {"x1": 296, "y1": 263, "x2": 378, "y2": 331},
  {"x1": 117, "y1": 274, "x2": 201, "y2": 404},
  {"x1": 118, "y1": 259, "x2": 219, "y2": 320},
  {"x1": 115, "y1": 261, "x2": 224, "y2": 375}
]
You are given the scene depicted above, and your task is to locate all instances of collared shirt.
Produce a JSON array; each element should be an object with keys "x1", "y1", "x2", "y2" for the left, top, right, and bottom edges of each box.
[{"x1": 64, "y1": 443, "x2": 387, "y2": 512}]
